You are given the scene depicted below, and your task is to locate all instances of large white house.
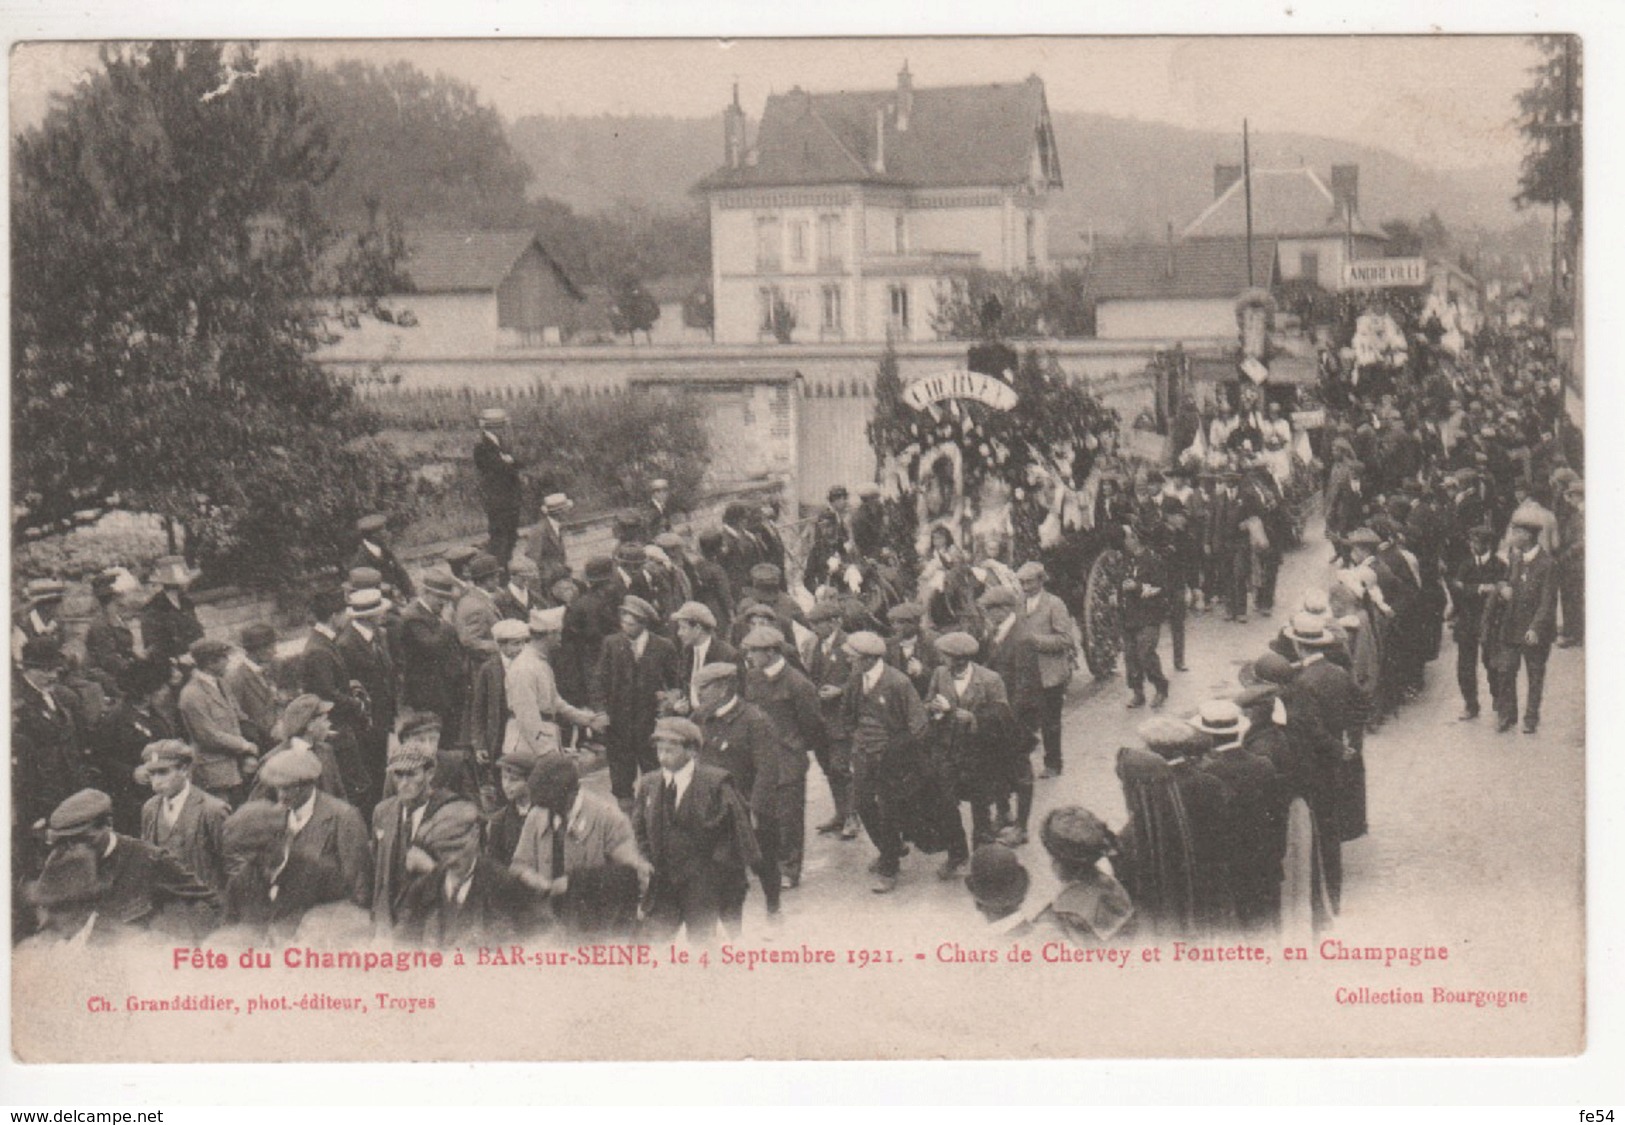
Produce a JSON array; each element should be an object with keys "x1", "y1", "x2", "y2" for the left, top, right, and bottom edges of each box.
[{"x1": 695, "y1": 67, "x2": 1064, "y2": 344}]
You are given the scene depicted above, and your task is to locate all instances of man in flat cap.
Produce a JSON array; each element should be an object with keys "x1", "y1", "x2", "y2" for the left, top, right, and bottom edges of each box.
[
  {"x1": 371, "y1": 734, "x2": 461, "y2": 931},
  {"x1": 692, "y1": 662, "x2": 784, "y2": 916},
  {"x1": 487, "y1": 747, "x2": 542, "y2": 866},
  {"x1": 925, "y1": 630, "x2": 1018, "y2": 848},
  {"x1": 884, "y1": 602, "x2": 940, "y2": 700},
  {"x1": 510, "y1": 754, "x2": 646, "y2": 938},
  {"x1": 18, "y1": 844, "x2": 112, "y2": 949},
  {"x1": 632, "y1": 716, "x2": 760, "y2": 942},
  {"x1": 455, "y1": 552, "x2": 506, "y2": 668},
  {"x1": 137, "y1": 740, "x2": 229, "y2": 895},
  {"x1": 337, "y1": 587, "x2": 398, "y2": 816},
  {"x1": 260, "y1": 744, "x2": 373, "y2": 911},
  {"x1": 494, "y1": 555, "x2": 540, "y2": 623},
  {"x1": 474, "y1": 407, "x2": 523, "y2": 566},
  {"x1": 1117, "y1": 522, "x2": 1171, "y2": 712},
  {"x1": 398, "y1": 799, "x2": 535, "y2": 947},
  {"x1": 594, "y1": 596, "x2": 681, "y2": 808},
  {"x1": 841, "y1": 630, "x2": 935, "y2": 893},
  {"x1": 804, "y1": 485, "x2": 855, "y2": 594},
  {"x1": 352, "y1": 513, "x2": 414, "y2": 601},
  {"x1": 741, "y1": 625, "x2": 828, "y2": 890},
  {"x1": 1015, "y1": 562, "x2": 1079, "y2": 778},
  {"x1": 39, "y1": 788, "x2": 219, "y2": 940},
  {"x1": 13, "y1": 576, "x2": 67, "y2": 665},
  {"x1": 507, "y1": 608, "x2": 603, "y2": 758},
  {"x1": 849, "y1": 482, "x2": 887, "y2": 561},
  {"x1": 976, "y1": 587, "x2": 1043, "y2": 846},
  {"x1": 178, "y1": 639, "x2": 260, "y2": 800},
  {"x1": 805, "y1": 600, "x2": 860, "y2": 840},
  {"x1": 1495, "y1": 513, "x2": 1558, "y2": 734},
  {"x1": 672, "y1": 600, "x2": 738, "y2": 713}
]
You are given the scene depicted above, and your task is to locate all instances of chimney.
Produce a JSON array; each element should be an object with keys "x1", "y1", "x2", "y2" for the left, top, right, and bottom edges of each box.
[
  {"x1": 1330, "y1": 163, "x2": 1359, "y2": 217},
  {"x1": 723, "y1": 83, "x2": 745, "y2": 169},
  {"x1": 896, "y1": 61, "x2": 913, "y2": 131},
  {"x1": 1214, "y1": 164, "x2": 1243, "y2": 199},
  {"x1": 872, "y1": 105, "x2": 887, "y2": 173}
]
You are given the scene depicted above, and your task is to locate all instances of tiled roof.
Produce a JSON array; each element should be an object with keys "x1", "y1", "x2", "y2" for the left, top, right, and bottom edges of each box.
[
  {"x1": 697, "y1": 76, "x2": 1061, "y2": 192},
  {"x1": 1087, "y1": 237, "x2": 1279, "y2": 301},
  {"x1": 1182, "y1": 167, "x2": 1385, "y2": 240},
  {"x1": 402, "y1": 229, "x2": 577, "y2": 294}
]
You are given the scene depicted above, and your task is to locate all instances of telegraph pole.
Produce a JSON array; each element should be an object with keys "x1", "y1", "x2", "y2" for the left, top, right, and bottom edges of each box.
[{"x1": 1243, "y1": 119, "x2": 1255, "y2": 287}]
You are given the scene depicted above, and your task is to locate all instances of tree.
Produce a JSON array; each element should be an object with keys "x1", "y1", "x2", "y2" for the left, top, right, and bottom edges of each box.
[
  {"x1": 1515, "y1": 35, "x2": 1582, "y2": 216},
  {"x1": 332, "y1": 196, "x2": 414, "y2": 317},
  {"x1": 608, "y1": 275, "x2": 660, "y2": 344},
  {"x1": 932, "y1": 268, "x2": 1094, "y2": 340},
  {"x1": 11, "y1": 42, "x2": 405, "y2": 587}
]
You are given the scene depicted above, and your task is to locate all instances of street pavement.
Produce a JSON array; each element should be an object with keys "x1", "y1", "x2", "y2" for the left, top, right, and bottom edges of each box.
[{"x1": 586, "y1": 516, "x2": 1586, "y2": 950}]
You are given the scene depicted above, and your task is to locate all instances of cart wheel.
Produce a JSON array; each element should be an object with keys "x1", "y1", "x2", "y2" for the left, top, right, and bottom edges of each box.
[{"x1": 1082, "y1": 548, "x2": 1125, "y2": 680}]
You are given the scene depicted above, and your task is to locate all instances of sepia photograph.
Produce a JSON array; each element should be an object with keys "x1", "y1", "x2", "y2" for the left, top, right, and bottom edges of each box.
[{"x1": 5, "y1": 24, "x2": 1599, "y2": 1080}]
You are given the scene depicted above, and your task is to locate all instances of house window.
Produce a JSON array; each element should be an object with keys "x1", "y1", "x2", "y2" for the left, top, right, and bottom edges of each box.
[
  {"x1": 789, "y1": 221, "x2": 808, "y2": 265},
  {"x1": 821, "y1": 284, "x2": 843, "y2": 333},
  {"x1": 893, "y1": 214, "x2": 907, "y2": 254},
  {"x1": 758, "y1": 286, "x2": 777, "y2": 333},
  {"x1": 818, "y1": 214, "x2": 843, "y2": 269},
  {"x1": 1299, "y1": 250, "x2": 1320, "y2": 285},
  {"x1": 755, "y1": 216, "x2": 781, "y2": 271},
  {"x1": 889, "y1": 284, "x2": 910, "y2": 332}
]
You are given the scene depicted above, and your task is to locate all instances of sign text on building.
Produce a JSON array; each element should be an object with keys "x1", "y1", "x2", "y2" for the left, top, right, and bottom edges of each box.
[
  {"x1": 903, "y1": 369, "x2": 1019, "y2": 412},
  {"x1": 1340, "y1": 257, "x2": 1428, "y2": 290}
]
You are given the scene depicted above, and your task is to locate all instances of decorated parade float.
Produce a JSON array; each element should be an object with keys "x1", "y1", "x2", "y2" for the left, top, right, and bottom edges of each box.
[{"x1": 865, "y1": 337, "x2": 1129, "y2": 678}]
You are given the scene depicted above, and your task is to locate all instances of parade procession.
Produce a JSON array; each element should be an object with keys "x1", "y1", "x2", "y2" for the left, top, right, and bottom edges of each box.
[{"x1": 9, "y1": 40, "x2": 1583, "y2": 971}]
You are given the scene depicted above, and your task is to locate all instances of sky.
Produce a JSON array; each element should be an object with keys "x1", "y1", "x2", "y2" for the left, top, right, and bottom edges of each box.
[{"x1": 9, "y1": 36, "x2": 1541, "y2": 171}]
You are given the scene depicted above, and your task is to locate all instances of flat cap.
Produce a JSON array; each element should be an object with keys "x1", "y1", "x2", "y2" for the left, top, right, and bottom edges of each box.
[
  {"x1": 239, "y1": 622, "x2": 278, "y2": 652},
  {"x1": 749, "y1": 563, "x2": 782, "y2": 585},
  {"x1": 508, "y1": 555, "x2": 539, "y2": 578},
  {"x1": 259, "y1": 746, "x2": 322, "y2": 788},
  {"x1": 964, "y1": 844, "x2": 1029, "y2": 908},
  {"x1": 356, "y1": 513, "x2": 388, "y2": 534},
  {"x1": 619, "y1": 595, "x2": 660, "y2": 625},
  {"x1": 189, "y1": 638, "x2": 232, "y2": 664},
  {"x1": 273, "y1": 694, "x2": 333, "y2": 743},
  {"x1": 397, "y1": 712, "x2": 442, "y2": 742},
  {"x1": 1344, "y1": 527, "x2": 1381, "y2": 547},
  {"x1": 347, "y1": 566, "x2": 384, "y2": 590},
  {"x1": 886, "y1": 602, "x2": 924, "y2": 623},
  {"x1": 649, "y1": 478, "x2": 669, "y2": 491},
  {"x1": 935, "y1": 631, "x2": 979, "y2": 658},
  {"x1": 492, "y1": 619, "x2": 530, "y2": 642},
  {"x1": 856, "y1": 482, "x2": 881, "y2": 498},
  {"x1": 583, "y1": 556, "x2": 616, "y2": 583},
  {"x1": 443, "y1": 544, "x2": 479, "y2": 567},
  {"x1": 652, "y1": 716, "x2": 703, "y2": 746},
  {"x1": 692, "y1": 662, "x2": 739, "y2": 691},
  {"x1": 222, "y1": 801, "x2": 289, "y2": 858},
  {"x1": 416, "y1": 801, "x2": 482, "y2": 860},
  {"x1": 806, "y1": 600, "x2": 843, "y2": 624},
  {"x1": 47, "y1": 789, "x2": 114, "y2": 838},
  {"x1": 1511, "y1": 512, "x2": 1547, "y2": 531},
  {"x1": 843, "y1": 631, "x2": 886, "y2": 657},
  {"x1": 741, "y1": 625, "x2": 785, "y2": 650},
  {"x1": 497, "y1": 747, "x2": 542, "y2": 776},
  {"x1": 978, "y1": 586, "x2": 1021, "y2": 610},
  {"x1": 654, "y1": 531, "x2": 685, "y2": 551},
  {"x1": 527, "y1": 754, "x2": 582, "y2": 807},
  {"x1": 139, "y1": 738, "x2": 195, "y2": 770},
  {"x1": 467, "y1": 552, "x2": 503, "y2": 582},
  {"x1": 421, "y1": 567, "x2": 460, "y2": 597},
  {"x1": 386, "y1": 736, "x2": 436, "y2": 771},
  {"x1": 1240, "y1": 652, "x2": 1298, "y2": 688},
  {"x1": 672, "y1": 601, "x2": 717, "y2": 629},
  {"x1": 741, "y1": 600, "x2": 779, "y2": 620}
]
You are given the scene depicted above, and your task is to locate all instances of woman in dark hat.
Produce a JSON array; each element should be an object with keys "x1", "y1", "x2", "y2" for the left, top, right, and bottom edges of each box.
[{"x1": 1024, "y1": 807, "x2": 1134, "y2": 946}]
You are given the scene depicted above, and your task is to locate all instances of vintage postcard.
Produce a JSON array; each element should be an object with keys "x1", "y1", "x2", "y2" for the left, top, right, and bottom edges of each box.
[{"x1": 7, "y1": 32, "x2": 1588, "y2": 1067}]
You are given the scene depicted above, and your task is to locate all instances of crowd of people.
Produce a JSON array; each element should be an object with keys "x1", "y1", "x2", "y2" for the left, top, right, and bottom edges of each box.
[{"x1": 11, "y1": 318, "x2": 1581, "y2": 952}]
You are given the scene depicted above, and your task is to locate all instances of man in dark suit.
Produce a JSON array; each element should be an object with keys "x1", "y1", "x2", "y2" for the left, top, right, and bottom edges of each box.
[
  {"x1": 1496, "y1": 515, "x2": 1558, "y2": 734},
  {"x1": 351, "y1": 513, "x2": 414, "y2": 601},
  {"x1": 693, "y1": 664, "x2": 783, "y2": 919},
  {"x1": 672, "y1": 601, "x2": 739, "y2": 712},
  {"x1": 692, "y1": 530, "x2": 737, "y2": 638},
  {"x1": 720, "y1": 503, "x2": 764, "y2": 597},
  {"x1": 396, "y1": 568, "x2": 467, "y2": 748},
  {"x1": 1447, "y1": 525, "x2": 1505, "y2": 721},
  {"x1": 370, "y1": 740, "x2": 464, "y2": 934},
  {"x1": 398, "y1": 800, "x2": 536, "y2": 946},
  {"x1": 139, "y1": 556, "x2": 205, "y2": 665},
  {"x1": 805, "y1": 601, "x2": 858, "y2": 839},
  {"x1": 473, "y1": 407, "x2": 523, "y2": 565},
  {"x1": 741, "y1": 626, "x2": 828, "y2": 889},
  {"x1": 493, "y1": 555, "x2": 539, "y2": 623},
  {"x1": 632, "y1": 716, "x2": 760, "y2": 943},
  {"x1": 83, "y1": 570, "x2": 136, "y2": 688},
  {"x1": 803, "y1": 486, "x2": 853, "y2": 593},
  {"x1": 643, "y1": 478, "x2": 676, "y2": 540},
  {"x1": 42, "y1": 788, "x2": 219, "y2": 939},
  {"x1": 1116, "y1": 523, "x2": 1171, "y2": 711},
  {"x1": 137, "y1": 740, "x2": 229, "y2": 895},
  {"x1": 335, "y1": 588, "x2": 398, "y2": 816},
  {"x1": 594, "y1": 597, "x2": 681, "y2": 807},
  {"x1": 1287, "y1": 613, "x2": 1368, "y2": 845},
  {"x1": 884, "y1": 602, "x2": 940, "y2": 699},
  {"x1": 560, "y1": 557, "x2": 622, "y2": 711},
  {"x1": 259, "y1": 745, "x2": 373, "y2": 909},
  {"x1": 298, "y1": 588, "x2": 370, "y2": 801},
  {"x1": 1206, "y1": 467, "x2": 1251, "y2": 622},
  {"x1": 977, "y1": 587, "x2": 1044, "y2": 847}
]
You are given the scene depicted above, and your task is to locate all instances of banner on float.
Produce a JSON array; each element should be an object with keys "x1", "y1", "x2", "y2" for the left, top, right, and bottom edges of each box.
[
  {"x1": 903, "y1": 369, "x2": 1019, "y2": 412},
  {"x1": 1340, "y1": 257, "x2": 1427, "y2": 290}
]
